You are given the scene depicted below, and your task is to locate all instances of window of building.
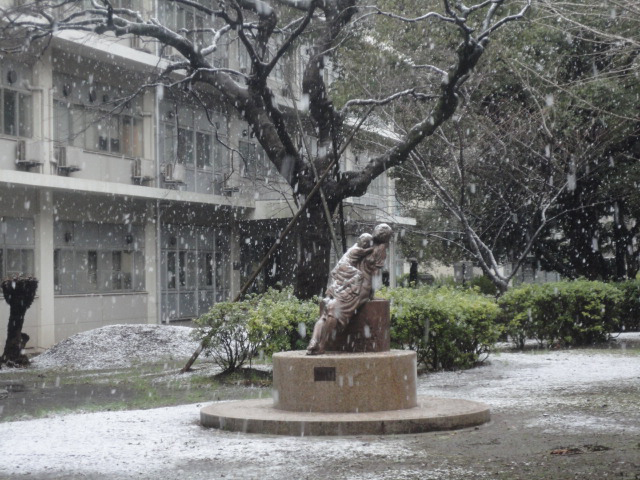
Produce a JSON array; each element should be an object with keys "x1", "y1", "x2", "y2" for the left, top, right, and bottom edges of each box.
[
  {"x1": 160, "y1": 100, "x2": 227, "y2": 173},
  {"x1": 1, "y1": 88, "x2": 32, "y2": 138},
  {"x1": 0, "y1": 217, "x2": 35, "y2": 278},
  {"x1": 158, "y1": 0, "x2": 215, "y2": 51},
  {"x1": 239, "y1": 139, "x2": 270, "y2": 179},
  {"x1": 161, "y1": 225, "x2": 230, "y2": 321},
  {"x1": 54, "y1": 221, "x2": 145, "y2": 294},
  {"x1": 52, "y1": 75, "x2": 143, "y2": 157},
  {"x1": 56, "y1": 101, "x2": 142, "y2": 157},
  {"x1": 196, "y1": 131, "x2": 212, "y2": 169}
]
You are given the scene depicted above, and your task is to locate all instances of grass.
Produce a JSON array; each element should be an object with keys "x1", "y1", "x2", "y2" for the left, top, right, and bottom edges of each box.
[
  {"x1": 2, "y1": 334, "x2": 637, "y2": 421},
  {"x1": 0, "y1": 359, "x2": 272, "y2": 422}
]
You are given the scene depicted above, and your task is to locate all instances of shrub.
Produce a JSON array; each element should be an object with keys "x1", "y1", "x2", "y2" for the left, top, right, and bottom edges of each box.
[
  {"x1": 194, "y1": 288, "x2": 318, "y2": 373},
  {"x1": 467, "y1": 275, "x2": 499, "y2": 296},
  {"x1": 498, "y1": 280, "x2": 622, "y2": 347},
  {"x1": 246, "y1": 288, "x2": 318, "y2": 354},
  {"x1": 379, "y1": 286, "x2": 501, "y2": 370},
  {"x1": 496, "y1": 283, "x2": 545, "y2": 349},
  {"x1": 614, "y1": 280, "x2": 640, "y2": 332},
  {"x1": 194, "y1": 301, "x2": 259, "y2": 375}
]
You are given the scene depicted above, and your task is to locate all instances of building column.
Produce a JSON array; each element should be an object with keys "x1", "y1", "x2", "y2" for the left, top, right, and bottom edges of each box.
[
  {"x1": 145, "y1": 201, "x2": 158, "y2": 324},
  {"x1": 32, "y1": 49, "x2": 54, "y2": 173},
  {"x1": 35, "y1": 189, "x2": 55, "y2": 348}
]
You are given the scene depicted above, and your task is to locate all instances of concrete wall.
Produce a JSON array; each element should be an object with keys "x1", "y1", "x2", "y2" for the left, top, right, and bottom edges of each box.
[{"x1": 54, "y1": 293, "x2": 149, "y2": 343}]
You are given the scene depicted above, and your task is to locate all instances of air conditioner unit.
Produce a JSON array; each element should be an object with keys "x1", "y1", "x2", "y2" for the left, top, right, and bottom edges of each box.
[
  {"x1": 132, "y1": 157, "x2": 143, "y2": 178},
  {"x1": 55, "y1": 145, "x2": 82, "y2": 175},
  {"x1": 15, "y1": 140, "x2": 43, "y2": 168},
  {"x1": 53, "y1": 144, "x2": 65, "y2": 165},
  {"x1": 132, "y1": 158, "x2": 153, "y2": 184},
  {"x1": 163, "y1": 163, "x2": 186, "y2": 184},
  {"x1": 130, "y1": 35, "x2": 141, "y2": 50}
]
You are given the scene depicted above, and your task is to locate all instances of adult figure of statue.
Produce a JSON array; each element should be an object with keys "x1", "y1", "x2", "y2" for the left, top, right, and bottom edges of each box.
[{"x1": 307, "y1": 224, "x2": 392, "y2": 355}]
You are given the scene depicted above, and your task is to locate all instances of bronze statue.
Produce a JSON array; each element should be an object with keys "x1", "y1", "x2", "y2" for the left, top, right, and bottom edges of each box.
[{"x1": 307, "y1": 223, "x2": 392, "y2": 355}]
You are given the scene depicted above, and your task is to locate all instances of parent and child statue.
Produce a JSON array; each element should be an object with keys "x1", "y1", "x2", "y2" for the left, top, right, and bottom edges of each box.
[{"x1": 306, "y1": 223, "x2": 392, "y2": 355}]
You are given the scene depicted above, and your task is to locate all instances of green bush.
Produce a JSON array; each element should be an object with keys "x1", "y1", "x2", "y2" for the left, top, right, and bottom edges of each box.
[
  {"x1": 194, "y1": 288, "x2": 318, "y2": 373},
  {"x1": 194, "y1": 300, "x2": 259, "y2": 374},
  {"x1": 614, "y1": 280, "x2": 640, "y2": 332},
  {"x1": 246, "y1": 288, "x2": 318, "y2": 354},
  {"x1": 498, "y1": 280, "x2": 622, "y2": 348},
  {"x1": 467, "y1": 276, "x2": 499, "y2": 296},
  {"x1": 379, "y1": 286, "x2": 501, "y2": 370}
]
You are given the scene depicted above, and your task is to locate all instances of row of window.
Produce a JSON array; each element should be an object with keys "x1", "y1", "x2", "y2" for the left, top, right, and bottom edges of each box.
[
  {"x1": 160, "y1": 225, "x2": 230, "y2": 294},
  {"x1": 0, "y1": 218, "x2": 235, "y2": 323},
  {"x1": 161, "y1": 225, "x2": 230, "y2": 320},
  {"x1": 53, "y1": 221, "x2": 144, "y2": 294},
  {"x1": 54, "y1": 248, "x2": 145, "y2": 294},
  {"x1": 53, "y1": 100, "x2": 143, "y2": 158},
  {"x1": 158, "y1": 100, "x2": 236, "y2": 194},
  {"x1": 158, "y1": 0, "x2": 216, "y2": 52},
  {"x1": 164, "y1": 250, "x2": 225, "y2": 291}
]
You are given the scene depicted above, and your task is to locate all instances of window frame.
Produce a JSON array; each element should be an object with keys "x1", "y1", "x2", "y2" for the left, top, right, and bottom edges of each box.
[
  {"x1": 52, "y1": 89, "x2": 143, "y2": 158},
  {"x1": 0, "y1": 217, "x2": 36, "y2": 279},
  {"x1": 160, "y1": 101, "x2": 218, "y2": 172},
  {"x1": 53, "y1": 221, "x2": 146, "y2": 295},
  {"x1": 1, "y1": 87, "x2": 32, "y2": 138},
  {"x1": 239, "y1": 139, "x2": 270, "y2": 180}
]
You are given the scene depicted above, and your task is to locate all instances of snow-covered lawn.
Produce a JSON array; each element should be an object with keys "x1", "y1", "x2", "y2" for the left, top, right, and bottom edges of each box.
[{"x1": 1, "y1": 328, "x2": 639, "y2": 480}]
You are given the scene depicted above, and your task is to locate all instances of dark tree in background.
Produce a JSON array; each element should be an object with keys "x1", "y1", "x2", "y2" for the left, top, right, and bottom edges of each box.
[
  {"x1": 1, "y1": 276, "x2": 38, "y2": 367},
  {"x1": 391, "y1": 0, "x2": 640, "y2": 290}
]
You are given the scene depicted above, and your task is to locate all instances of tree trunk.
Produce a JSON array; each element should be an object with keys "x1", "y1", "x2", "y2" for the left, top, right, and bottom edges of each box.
[
  {"x1": 1, "y1": 277, "x2": 38, "y2": 367},
  {"x1": 293, "y1": 202, "x2": 334, "y2": 300}
]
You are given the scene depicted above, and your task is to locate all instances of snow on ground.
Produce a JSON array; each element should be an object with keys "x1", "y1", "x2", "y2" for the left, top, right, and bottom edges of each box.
[
  {"x1": 418, "y1": 335, "x2": 640, "y2": 411},
  {"x1": 30, "y1": 324, "x2": 201, "y2": 370},
  {"x1": 0, "y1": 328, "x2": 639, "y2": 479},
  {"x1": 4, "y1": 403, "x2": 418, "y2": 480}
]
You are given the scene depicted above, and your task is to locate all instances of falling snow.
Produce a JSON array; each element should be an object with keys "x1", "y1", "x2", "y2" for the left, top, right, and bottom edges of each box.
[{"x1": 0, "y1": 328, "x2": 638, "y2": 479}]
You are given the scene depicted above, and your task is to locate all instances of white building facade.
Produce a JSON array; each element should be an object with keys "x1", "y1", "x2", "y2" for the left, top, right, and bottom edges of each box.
[{"x1": 0, "y1": 1, "x2": 414, "y2": 350}]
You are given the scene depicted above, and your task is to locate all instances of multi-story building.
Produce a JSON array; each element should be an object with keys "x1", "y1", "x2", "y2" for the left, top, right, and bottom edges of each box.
[{"x1": 0, "y1": 1, "x2": 414, "y2": 350}]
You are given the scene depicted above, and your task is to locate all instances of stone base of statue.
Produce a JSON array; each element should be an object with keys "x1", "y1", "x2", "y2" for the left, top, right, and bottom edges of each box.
[
  {"x1": 272, "y1": 350, "x2": 417, "y2": 412},
  {"x1": 323, "y1": 299, "x2": 391, "y2": 353},
  {"x1": 201, "y1": 299, "x2": 490, "y2": 436}
]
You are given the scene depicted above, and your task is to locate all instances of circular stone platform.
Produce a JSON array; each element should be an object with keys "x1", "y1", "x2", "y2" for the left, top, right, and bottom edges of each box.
[{"x1": 200, "y1": 396, "x2": 490, "y2": 436}]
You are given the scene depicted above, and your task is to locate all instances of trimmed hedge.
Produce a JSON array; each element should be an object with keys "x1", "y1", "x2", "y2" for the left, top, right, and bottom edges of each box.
[
  {"x1": 614, "y1": 280, "x2": 640, "y2": 332},
  {"x1": 379, "y1": 286, "x2": 501, "y2": 371},
  {"x1": 195, "y1": 278, "x2": 632, "y2": 374},
  {"x1": 497, "y1": 280, "x2": 622, "y2": 348}
]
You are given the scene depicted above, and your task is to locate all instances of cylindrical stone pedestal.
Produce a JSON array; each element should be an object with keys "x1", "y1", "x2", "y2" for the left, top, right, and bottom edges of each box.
[
  {"x1": 272, "y1": 350, "x2": 417, "y2": 413},
  {"x1": 324, "y1": 299, "x2": 390, "y2": 353}
]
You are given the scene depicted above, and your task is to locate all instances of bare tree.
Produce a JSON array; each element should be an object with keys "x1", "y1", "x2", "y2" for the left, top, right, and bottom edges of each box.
[
  {"x1": 394, "y1": 0, "x2": 640, "y2": 291},
  {"x1": 1, "y1": 0, "x2": 530, "y2": 298}
]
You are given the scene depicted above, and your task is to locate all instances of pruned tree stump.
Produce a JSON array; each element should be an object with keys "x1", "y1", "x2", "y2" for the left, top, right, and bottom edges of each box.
[{"x1": 1, "y1": 276, "x2": 38, "y2": 368}]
